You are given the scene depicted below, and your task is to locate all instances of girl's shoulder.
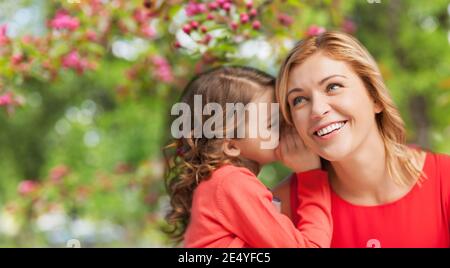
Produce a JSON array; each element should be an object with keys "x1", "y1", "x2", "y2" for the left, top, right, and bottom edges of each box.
[
  {"x1": 211, "y1": 164, "x2": 269, "y2": 199},
  {"x1": 193, "y1": 164, "x2": 270, "y2": 212},
  {"x1": 212, "y1": 164, "x2": 256, "y2": 179},
  {"x1": 196, "y1": 164, "x2": 261, "y2": 194}
]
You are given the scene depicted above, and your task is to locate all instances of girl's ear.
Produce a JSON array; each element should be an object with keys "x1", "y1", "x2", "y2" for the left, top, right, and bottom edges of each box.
[{"x1": 223, "y1": 140, "x2": 241, "y2": 157}]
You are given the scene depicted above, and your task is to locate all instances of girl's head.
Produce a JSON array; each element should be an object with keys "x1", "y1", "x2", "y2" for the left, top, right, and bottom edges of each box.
[
  {"x1": 276, "y1": 31, "x2": 423, "y2": 185},
  {"x1": 165, "y1": 66, "x2": 276, "y2": 240}
]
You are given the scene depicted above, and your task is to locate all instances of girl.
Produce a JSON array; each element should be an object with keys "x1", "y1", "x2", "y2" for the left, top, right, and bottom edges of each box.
[
  {"x1": 164, "y1": 66, "x2": 332, "y2": 248},
  {"x1": 274, "y1": 31, "x2": 450, "y2": 247}
]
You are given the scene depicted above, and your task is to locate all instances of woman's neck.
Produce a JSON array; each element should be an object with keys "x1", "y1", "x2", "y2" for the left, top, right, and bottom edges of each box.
[{"x1": 327, "y1": 131, "x2": 412, "y2": 206}]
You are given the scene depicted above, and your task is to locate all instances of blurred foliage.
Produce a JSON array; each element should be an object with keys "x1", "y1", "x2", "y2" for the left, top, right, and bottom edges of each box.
[{"x1": 0, "y1": 0, "x2": 448, "y2": 247}]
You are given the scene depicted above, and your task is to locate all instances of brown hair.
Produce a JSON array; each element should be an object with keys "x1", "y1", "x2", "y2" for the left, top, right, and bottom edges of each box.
[
  {"x1": 276, "y1": 31, "x2": 425, "y2": 187},
  {"x1": 164, "y1": 66, "x2": 275, "y2": 242}
]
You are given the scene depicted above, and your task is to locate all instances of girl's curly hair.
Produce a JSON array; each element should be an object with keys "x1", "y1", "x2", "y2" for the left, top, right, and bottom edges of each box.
[{"x1": 163, "y1": 66, "x2": 275, "y2": 242}]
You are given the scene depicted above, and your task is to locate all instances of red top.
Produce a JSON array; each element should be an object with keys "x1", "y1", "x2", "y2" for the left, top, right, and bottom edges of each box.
[
  {"x1": 184, "y1": 164, "x2": 332, "y2": 248},
  {"x1": 290, "y1": 152, "x2": 450, "y2": 248}
]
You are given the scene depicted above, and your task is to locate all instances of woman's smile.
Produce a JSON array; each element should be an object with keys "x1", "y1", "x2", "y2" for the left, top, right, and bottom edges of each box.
[{"x1": 312, "y1": 120, "x2": 348, "y2": 141}]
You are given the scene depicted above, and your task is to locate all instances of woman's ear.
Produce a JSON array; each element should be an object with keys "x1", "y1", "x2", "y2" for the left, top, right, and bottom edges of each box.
[
  {"x1": 223, "y1": 140, "x2": 241, "y2": 157},
  {"x1": 374, "y1": 100, "x2": 383, "y2": 114}
]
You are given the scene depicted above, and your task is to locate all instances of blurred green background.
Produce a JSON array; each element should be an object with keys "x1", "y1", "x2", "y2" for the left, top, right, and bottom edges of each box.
[{"x1": 0, "y1": 0, "x2": 449, "y2": 247}]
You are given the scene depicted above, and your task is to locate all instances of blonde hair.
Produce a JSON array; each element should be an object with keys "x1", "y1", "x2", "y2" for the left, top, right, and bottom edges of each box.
[{"x1": 276, "y1": 31, "x2": 425, "y2": 186}]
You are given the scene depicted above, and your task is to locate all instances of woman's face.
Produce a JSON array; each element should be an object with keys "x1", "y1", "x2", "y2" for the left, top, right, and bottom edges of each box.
[{"x1": 286, "y1": 52, "x2": 382, "y2": 161}]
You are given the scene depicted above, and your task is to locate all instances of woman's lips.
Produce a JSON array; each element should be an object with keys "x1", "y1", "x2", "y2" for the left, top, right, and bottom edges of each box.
[{"x1": 313, "y1": 120, "x2": 348, "y2": 141}]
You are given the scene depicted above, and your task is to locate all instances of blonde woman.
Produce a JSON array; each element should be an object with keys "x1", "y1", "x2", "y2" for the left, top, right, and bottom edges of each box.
[{"x1": 273, "y1": 31, "x2": 450, "y2": 248}]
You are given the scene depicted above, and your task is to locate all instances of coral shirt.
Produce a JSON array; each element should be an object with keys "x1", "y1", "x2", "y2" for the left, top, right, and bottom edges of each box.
[
  {"x1": 290, "y1": 152, "x2": 450, "y2": 248},
  {"x1": 184, "y1": 165, "x2": 332, "y2": 248}
]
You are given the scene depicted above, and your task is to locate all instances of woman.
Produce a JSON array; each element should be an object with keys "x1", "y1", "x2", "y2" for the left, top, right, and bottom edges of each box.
[{"x1": 273, "y1": 31, "x2": 450, "y2": 247}]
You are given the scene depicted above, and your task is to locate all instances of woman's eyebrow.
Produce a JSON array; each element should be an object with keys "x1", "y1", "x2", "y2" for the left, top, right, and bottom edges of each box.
[
  {"x1": 287, "y1": 88, "x2": 303, "y2": 98},
  {"x1": 318, "y1": 74, "x2": 347, "y2": 85},
  {"x1": 287, "y1": 75, "x2": 347, "y2": 98}
]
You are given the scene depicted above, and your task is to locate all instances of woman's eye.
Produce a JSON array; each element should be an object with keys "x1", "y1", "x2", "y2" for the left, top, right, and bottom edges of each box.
[
  {"x1": 292, "y1": 96, "x2": 305, "y2": 106},
  {"x1": 327, "y1": 83, "x2": 342, "y2": 92}
]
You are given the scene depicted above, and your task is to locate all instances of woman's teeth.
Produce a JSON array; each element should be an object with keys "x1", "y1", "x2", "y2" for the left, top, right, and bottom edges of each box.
[{"x1": 316, "y1": 121, "x2": 346, "y2": 137}]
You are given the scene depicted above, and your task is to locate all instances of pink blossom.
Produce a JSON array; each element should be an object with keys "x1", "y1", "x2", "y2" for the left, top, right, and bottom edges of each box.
[
  {"x1": 89, "y1": 0, "x2": 103, "y2": 14},
  {"x1": 0, "y1": 92, "x2": 14, "y2": 106},
  {"x1": 197, "y1": 4, "x2": 207, "y2": 13},
  {"x1": 246, "y1": 1, "x2": 254, "y2": 9},
  {"x1": 185, "y1": 2, "x2": 207, "y2": 17},
  {"x1": 50, "y1": 10, "x2": 80, "y2": 31},
  {"x1": 0, "y1": 24, "x2": 9, "y2": 45},
  {"x1": 305, "y1": 25, "x2": 326, "y2": 37},
  {"x1": 141, "y1": 25, "x2": 156, "y2": 38},
  {"x1": 86, "y1": 29, "x2": 98, "y2": 41},
  {"x1": 208, "y1": 2, "x2": 219, "y2": 10},
  {"x1": 62, "y1": 51, "x2": 89, "y2": 74},
  {"x1": 18, "y1": 180, "x2": 38, "y2": 196},
  {"x1": 152, "y1": 56, "x2": 166, "y2": 66},
  {"x1": 11, "y1": 54, "x2": 23, "y2": 65},
  {"x1": 190, "y1": 21, "x2": 199, "y2": 29},
  {"x1": 222, "y1": 2, "x2": 231, "y2": 12},
  {"x1": 42, "y1": 60, "x2": 52, "y2": 70},
  {"x1": 252, "y1": 20, "x2": 261, "y2": 30},
  {"x1": 0, "y1": 92, "x2": 23, "y2": 109},
  {"x1": 342, "y1": 19, "x2": 357, "y2": 34},
  {"x1": 185, "y1": 3, "x2": 197, "y2": 16},
  {"x1": 50, "y1": 165, "x2": 70, "y2": 184},
  {"x1": 182, "y1": 24, "x2": 192, "y2": 35},
  {"x1": 62, "y1": 51, "x2": 81, "y2": 68},
  {"x1": 152, "y1": 56, "x2": 174, "y2": 83},
  {"x1": 133, "y1": 8, "x2": 148, "y2": 24},
  {"x1": 203, "y1": 34, "x2": 212, "y2": 44},
  {"x1": 240, "y1": 13, "x2": 250, "y2": 24},
  {"x1": 230, "y1": 21, "x2": 238, "y2": 31},
  {"x1": 21, "y1": 35, "x2": 34, "y2": 45},
  {"x1": 278, "y1": 13, "x2": 294, "y2": 27}
]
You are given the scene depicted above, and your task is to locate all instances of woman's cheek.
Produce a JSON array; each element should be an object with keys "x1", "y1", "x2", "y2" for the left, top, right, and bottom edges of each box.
[
  {"x1": 292, "y1": 111, "x2": 309, "y2": 137},
  {"x1": 332, "y1": 94, "x2": 353, "y2": 112}
]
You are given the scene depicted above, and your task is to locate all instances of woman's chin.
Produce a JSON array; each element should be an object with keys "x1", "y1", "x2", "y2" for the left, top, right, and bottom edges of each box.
[{"x1": 316, "y1": 145, "x2": 351, "y2": 162}]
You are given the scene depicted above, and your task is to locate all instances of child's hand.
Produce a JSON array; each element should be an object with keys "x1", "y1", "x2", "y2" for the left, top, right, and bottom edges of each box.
[{"x1": 275, "y1": 126, "x2": 321, "y2": 173}]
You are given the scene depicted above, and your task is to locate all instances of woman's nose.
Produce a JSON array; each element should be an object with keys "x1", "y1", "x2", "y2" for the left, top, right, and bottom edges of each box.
[{"x1": 310, "y1": 94, "x2": 330, "y2": 120}]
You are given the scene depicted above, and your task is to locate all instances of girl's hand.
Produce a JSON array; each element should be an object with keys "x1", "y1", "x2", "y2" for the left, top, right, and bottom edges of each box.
[{"x1": 275, "y1": 126, "x2": 321, "y2": 173}]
